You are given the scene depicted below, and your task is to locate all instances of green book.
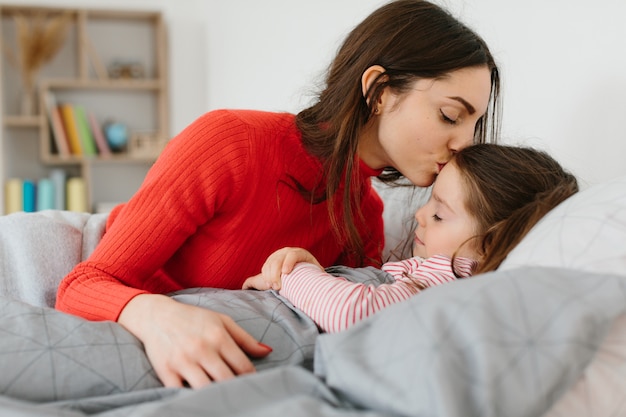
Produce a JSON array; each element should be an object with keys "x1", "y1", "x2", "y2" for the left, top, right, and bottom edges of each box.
[{"x1": 74, "y1": 105, "x2": 98, "y2": 156}]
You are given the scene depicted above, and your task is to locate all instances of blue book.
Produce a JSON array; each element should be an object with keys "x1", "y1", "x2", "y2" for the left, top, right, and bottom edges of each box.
[
  {"x1": 36, "y1": 178, "x2": 55, "y2": 211},
  {"x1": 49, "y1": 169, "x2": 66, "y2": 210},
  {"x1": 22, "y1": 179, "x2": 36, "y2": 212}
]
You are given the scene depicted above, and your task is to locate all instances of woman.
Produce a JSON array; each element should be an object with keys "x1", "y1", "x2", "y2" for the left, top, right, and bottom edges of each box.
[{"x1": 56, "y1": 0, "x2": 501, "y2": 388}]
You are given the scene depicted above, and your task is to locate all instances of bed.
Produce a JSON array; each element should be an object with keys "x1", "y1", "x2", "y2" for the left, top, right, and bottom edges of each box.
[{"x1": 0, "y1": 173, "x2": 624, "y2": 416}]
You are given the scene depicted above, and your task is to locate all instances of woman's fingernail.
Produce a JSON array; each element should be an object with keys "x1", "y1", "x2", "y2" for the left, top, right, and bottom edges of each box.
[{"x1": 258, "y1": 342, "x2": 273, "y2": 352}]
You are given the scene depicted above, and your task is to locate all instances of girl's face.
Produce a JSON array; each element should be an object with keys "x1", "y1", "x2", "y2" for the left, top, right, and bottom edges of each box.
[
  {"x1": 360, "y1": 66, "x2": 492, "y2": 187},
  {"x1": 412, "y1": 162, "x2": 479, "y2": 260}
]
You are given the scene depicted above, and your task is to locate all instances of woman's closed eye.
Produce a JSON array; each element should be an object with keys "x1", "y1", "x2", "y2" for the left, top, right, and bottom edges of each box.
[{"x1": 440, "y1": 109, "x2": 458, "y2": 125}]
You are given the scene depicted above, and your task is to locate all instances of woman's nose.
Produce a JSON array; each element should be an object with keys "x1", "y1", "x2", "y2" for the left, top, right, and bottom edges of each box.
[{"x1": 450, "y1": 127, "x2": 476, "y2": 153}]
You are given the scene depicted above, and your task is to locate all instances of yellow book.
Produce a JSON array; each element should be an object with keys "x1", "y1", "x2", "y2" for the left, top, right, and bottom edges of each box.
[
  {"x1": 4, "y1": 178, "x2": 23, "y2": 214},
  {"x1": 59, "y1": 103, "x2": 83, "y2": 155},
  {"x1": 66, "y1": 177, "x2": 88, "y2": 212}
]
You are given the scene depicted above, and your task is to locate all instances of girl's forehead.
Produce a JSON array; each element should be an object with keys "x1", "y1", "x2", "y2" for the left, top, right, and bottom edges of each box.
[
  {"x1": 431, "y1": 163, "x2": 466, "y2": 209},
  {"x1": 434, "y1": 162, "x2": 460, "y2": 189}
]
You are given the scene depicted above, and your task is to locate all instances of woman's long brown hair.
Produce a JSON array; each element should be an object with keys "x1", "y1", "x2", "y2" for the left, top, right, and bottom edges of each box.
[{"x1": 295, "y1": 0, "x2": 501, "y2": 266}]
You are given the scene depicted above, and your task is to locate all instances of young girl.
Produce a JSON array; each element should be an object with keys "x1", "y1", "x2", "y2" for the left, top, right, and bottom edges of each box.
[{"x1": 243, "y1": 144, "x2": 579, "y2": 332}]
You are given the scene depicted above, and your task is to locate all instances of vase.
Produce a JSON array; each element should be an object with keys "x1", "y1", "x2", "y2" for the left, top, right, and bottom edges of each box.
[{"x1": 19, "y1": 87, "x2": 36, "y2": 116}]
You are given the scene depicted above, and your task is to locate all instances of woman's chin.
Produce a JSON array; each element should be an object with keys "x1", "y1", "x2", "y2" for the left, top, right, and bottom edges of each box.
[{"x1": 405, "y1": 171, "x2": 437, "y2": 188}]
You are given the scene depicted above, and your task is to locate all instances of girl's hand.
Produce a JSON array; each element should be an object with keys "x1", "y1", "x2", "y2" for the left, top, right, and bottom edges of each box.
[
  {"x1": 118, "y1": 293, "x2": 272, "y2": 389},
  {"x1": 242, "y1": 247, "x2": 323, "y2": 290}
]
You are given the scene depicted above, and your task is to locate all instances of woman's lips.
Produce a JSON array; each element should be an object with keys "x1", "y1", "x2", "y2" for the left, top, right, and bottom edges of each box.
[{"x1": 437, "y1": 162, "x2": 446, "y2": 173}]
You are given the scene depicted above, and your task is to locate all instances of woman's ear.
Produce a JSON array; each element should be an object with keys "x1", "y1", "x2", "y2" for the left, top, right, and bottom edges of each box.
[{"x1": 361, "y1": 65, "x2": 387, "y2": 105}]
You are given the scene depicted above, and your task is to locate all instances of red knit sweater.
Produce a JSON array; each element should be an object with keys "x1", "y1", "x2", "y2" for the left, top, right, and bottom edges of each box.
[{"x1": 55, "y1": 110, "x2": 384, "y2": 321}]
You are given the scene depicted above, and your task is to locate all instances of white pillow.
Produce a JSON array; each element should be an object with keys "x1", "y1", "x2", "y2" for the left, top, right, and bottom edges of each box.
[
  {"x1": 372, "y1": 180, "x2": 430, "y2": 261},
  {"x1": 499, "y1": 174, "x2": 626, "y2": 276}
]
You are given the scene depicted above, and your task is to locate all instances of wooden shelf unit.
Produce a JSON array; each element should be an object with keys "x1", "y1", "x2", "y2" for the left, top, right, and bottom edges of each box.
[{"x1": 0, "y1": 5, "x2": 169, "y2": 214}]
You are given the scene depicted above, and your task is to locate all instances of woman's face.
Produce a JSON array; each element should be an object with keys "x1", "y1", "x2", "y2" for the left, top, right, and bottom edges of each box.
[
  {"x1": 412, "y1": 161, "x2": 479, "y2": 260},
  {"x1": 360, "y1": 66, "x2": 492, "y2": 187}
]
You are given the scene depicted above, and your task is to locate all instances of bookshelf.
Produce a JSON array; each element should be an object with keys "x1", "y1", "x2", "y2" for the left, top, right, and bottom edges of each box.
[{"x1": 0, "y1": 5, "x2": 169, "y2": 214}]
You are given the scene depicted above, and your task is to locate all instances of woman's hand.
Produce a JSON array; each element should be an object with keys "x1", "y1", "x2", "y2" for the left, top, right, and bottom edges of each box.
[
  {"x1": 242, "y1": 247, "x2": 323, "y2": 290},
  {"x1": 118, "y1": 293, "x2": 272, "y2": 389}
]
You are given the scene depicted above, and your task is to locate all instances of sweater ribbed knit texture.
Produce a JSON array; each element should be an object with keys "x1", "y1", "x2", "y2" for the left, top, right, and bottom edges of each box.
[{"x1": 55, "y1": 110, "x2": 384, "y2": 321}]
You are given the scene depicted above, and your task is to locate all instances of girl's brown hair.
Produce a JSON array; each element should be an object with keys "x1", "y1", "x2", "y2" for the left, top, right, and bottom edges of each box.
[
  {"x1": 295, "y1": 0, "x2": 501, "y2": 266},
  {"x1": 452, "y1": 143, "x2": 579, "y2": 274}
]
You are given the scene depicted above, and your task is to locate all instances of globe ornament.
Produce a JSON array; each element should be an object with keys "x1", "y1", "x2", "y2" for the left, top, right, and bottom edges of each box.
[{"x1": 103, "y1": 122, "x2": 129, "y2": 152}]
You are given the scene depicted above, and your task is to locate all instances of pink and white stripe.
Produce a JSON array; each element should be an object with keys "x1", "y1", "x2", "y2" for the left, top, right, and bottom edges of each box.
[{"x1": 279, "y1": 255, "x2": 475, "y2": 333}]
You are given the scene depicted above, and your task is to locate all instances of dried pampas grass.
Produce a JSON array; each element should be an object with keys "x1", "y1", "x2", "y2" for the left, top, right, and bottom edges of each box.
[{"x1": 5, "y1": 11, "x2": 72, "y2": 92}]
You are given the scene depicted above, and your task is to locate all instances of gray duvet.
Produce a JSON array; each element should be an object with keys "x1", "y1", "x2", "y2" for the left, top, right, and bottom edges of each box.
[{"x1": 0, "y1": 211, "x2": 625, "y2": 416}]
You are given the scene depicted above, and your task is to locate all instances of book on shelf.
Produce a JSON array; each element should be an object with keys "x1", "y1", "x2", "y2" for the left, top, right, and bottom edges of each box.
[
  {"x1": 88, "y1": 111, "x2": 112, "y2": 157},
  {"x1": 4, "y1": 178, "x2": 23, "y2": 214},
  {"x1": 22, "y1": 180, "x2": 36, "y2": 213},
  {"x1": 36, "y1": 178, "x2": 55, "y2": 211},
  {"x1": 66, "y1": 177, "x2": 88, "y2": 212},
  {"x1": 49, "y1": 169, "x2": 66, "y2": 210},
  {"x1": 3, "y1": 172, "x2": 89, "y2": 214},
  {"x1": 42, "y1": 91, "x2": 71, "y2": 158},
  {"x1": 74, "y1": 105, "x2": 98, "y2": 156},
  {"x1": 4, "y1": 178, "x2": 43, "y2": 213},
  {"x1": 59, "y1": 103, "x2": 83, "y2": 156}
]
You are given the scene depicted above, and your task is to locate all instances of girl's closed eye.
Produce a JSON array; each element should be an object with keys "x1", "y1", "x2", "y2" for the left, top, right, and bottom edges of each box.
[{"x1": 432, "y1": 214, "x2": 443, "y2": 222}]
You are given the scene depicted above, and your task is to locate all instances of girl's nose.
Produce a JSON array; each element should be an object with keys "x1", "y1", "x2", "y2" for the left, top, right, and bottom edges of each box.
[{"x1": 414, "y1": 206, "x2": 426, "y2": 227}]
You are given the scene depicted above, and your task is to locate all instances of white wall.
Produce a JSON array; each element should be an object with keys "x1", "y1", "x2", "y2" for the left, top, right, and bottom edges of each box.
[
  {"x1": 445, "y1": 0, "x2": 626, "y2": 188},
  {"x1": 9, "y1": 0, "x2": 626, "y2": 188},
  {"x1": 202, "y1": 0, "x2": 626, "y2": 188}
]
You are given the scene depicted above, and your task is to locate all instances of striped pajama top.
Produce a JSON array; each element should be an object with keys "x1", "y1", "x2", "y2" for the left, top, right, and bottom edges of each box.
[{"x1": 279, "y1": 254, "x2": 475, "y2": 333}]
